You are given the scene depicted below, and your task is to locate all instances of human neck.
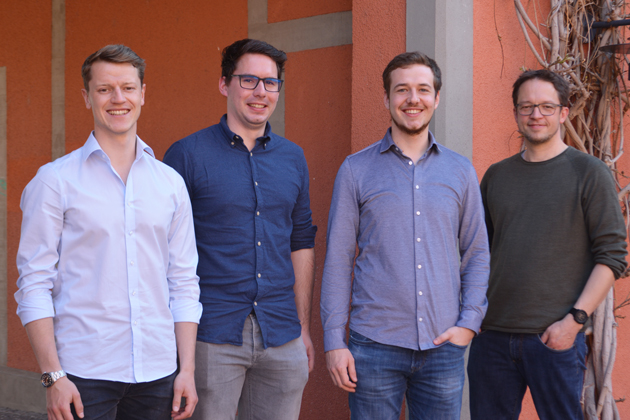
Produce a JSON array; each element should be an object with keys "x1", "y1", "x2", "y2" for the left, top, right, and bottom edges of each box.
[
  {"x1": 391, "y1": 126, "x2": 430, "y2": 163},
  {"x1": 226, "y1": 117, "x2": 266, "y2": 151},
  {"x1": 93, "y1": 129, "x2": 137, "y2": 184},
  {"x1": 522, "y1": 136, "x2": 568, "y2": 162}
]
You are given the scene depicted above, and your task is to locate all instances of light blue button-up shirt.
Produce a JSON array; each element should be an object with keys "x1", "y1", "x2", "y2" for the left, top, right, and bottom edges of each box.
[
  {"x1": 321, "y1": 129, "x2": 489, "y2": 351},
  {"x1": 15, "y1": 133, "x2": 202, "y2": 383}
]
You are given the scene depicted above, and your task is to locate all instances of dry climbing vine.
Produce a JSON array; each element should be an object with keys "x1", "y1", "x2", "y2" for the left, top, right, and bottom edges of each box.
[{"x1": 514, "y1": 0, "x2": 629, "y2": 418}]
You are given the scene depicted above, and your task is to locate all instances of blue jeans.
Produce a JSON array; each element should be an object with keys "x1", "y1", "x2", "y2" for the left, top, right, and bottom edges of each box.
[
  {"x1": 67, "y1": 371, "x2": 176, "y2": 420},
  {"x1": 191, "y1": 314, "x2": 309, "y2": 420},
  {"x1": 348, "y1": 330, "x2": 466, "y2": 420},
  {"x1": 468, "y1": 330, "x2": 587, "y2": 420}
]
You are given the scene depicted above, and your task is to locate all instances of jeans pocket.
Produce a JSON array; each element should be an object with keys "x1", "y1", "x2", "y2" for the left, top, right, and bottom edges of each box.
[
  {"x1": 349, "y1": 330, "x2": 376, "y2": 345},
  {"x1": 445, "y1": 341, "x2": 468, "y2": 350},
  {"x1": 536, "y1": 334, "x2": 574, "y2": 353}
]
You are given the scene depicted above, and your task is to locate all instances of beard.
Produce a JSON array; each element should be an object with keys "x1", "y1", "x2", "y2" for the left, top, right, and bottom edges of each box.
[
  {"x1": 392, "y1": 115, "x2": 430, "y2": 136},
  {"x1": 520, "y1": 125, "x2": 560, "y2": 146}
]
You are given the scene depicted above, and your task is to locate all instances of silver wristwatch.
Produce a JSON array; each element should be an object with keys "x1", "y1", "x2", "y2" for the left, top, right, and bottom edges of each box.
[{"x1": 41, "y1": 370, "x2": 66, "y2": 388}]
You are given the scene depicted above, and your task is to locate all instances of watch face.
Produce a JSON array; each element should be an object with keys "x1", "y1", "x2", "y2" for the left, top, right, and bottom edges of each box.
[
  {"x1": 41, "y1": 373, "x2": 53, "y2": 388},
  {"x1": 571, "y1": 308, "x2": 588, "y2": 324}
]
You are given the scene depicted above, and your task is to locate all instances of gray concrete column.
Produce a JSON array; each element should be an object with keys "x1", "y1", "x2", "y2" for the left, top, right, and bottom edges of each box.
[{"x1": 407, "y1": 0, "x2": 473, "y2": 161}]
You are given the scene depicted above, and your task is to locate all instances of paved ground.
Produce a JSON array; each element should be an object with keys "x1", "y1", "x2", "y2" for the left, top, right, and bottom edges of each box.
[{"x1": 0, "y1": 407, "x2": 46, "y2": 420}]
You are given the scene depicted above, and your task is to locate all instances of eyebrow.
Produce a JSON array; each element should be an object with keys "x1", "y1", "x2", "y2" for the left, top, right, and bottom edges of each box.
[{"x1": 393, "y1": 82, "x2": 433, "y2": 89}]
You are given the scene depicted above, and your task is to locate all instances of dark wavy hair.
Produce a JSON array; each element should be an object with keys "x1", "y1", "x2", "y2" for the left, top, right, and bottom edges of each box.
[
  {"x1": 512, "y1": 69, "x2": 570, "y2": 107},
  {"x1": 221, "y1": 39, "x2": 287, "y2": 84}
]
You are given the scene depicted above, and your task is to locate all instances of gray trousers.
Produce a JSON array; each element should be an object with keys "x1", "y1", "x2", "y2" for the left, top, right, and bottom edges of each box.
[{"x1": 191, "y1": 314, "x2": 309, "y2": 420}]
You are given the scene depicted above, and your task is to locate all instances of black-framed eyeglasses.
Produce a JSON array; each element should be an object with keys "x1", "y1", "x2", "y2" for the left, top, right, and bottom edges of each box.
[
  {"x1": 231, "y1": 74, "x2": 283, "y2": 92},
  {"x1": 516, "y1": 102, "x2": 564, "y2": 116}
]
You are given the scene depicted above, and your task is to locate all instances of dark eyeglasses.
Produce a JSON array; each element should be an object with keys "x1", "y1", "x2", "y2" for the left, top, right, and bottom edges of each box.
[
  {"x1": 231, "y1": 75, "x2": 283, "y2": 92},
  {"x1": 516, "y1": 103, "x2": 564, "y2": 116}
]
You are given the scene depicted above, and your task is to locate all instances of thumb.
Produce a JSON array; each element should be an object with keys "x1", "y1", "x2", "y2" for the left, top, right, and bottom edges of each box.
[
  {"x1": 172, "y1": 387, "x2": 182, "y2": 413},
  {"x1": 347, "y1": 355, "x2": 357, "y2": 383},
  {"x1": 73, "y1": 392, "x2": 85, "y2": 419},
  {"x1": 433, "y1": 332, "x2": 449, "y2": 346}
]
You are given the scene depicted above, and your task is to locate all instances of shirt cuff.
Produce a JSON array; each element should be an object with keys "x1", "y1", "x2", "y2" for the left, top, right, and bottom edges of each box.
[
  {"x1": 170, "y1": 299, "x2": 203, "y2": 324},
  {"x1": 324, "y1": 328, "x2": 348, "y2": 352}
]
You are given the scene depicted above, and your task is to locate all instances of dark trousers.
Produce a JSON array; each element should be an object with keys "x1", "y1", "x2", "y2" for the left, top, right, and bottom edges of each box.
[
  {"x1": 468, "y1": 330, "x2": 587, "y2": 420},
  {"x1": 68, "y1": 371, "x2": 176, "y2": 420}
]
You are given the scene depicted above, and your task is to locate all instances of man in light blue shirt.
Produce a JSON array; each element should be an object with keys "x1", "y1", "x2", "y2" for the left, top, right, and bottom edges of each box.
[
  {"x1": 14, "y1": 45, "x2": 201, "y2": 420},
  {"x1": 321, "y1": 52, "x2": 490, "y2": 419}
]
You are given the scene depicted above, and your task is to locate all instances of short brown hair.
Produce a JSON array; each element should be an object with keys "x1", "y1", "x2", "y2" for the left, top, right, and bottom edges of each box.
[
  {"x1": 82, "y1": 45, "x2": 146, "y2": 91},
  {"x1": 383, "y1": 52, "x2": 442, "y2": 97}
]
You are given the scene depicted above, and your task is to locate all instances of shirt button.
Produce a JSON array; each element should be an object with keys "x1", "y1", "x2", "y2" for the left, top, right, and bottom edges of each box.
[
  {"x1": 130, "y1": 261, "x2": 134, "y2": 266},
  {"x1": 132, "y1": 291, "x2": 136, "y2": 296},
  {"x1": 415, "y1": 185, "x2": 419, "y2": 189},
  {"x1": 419, "y1": 291, "x2": 423, "y2": 296},
  {"x1": 417, "y1": 264, "x2": 422, "y2": 269},
  {"x1": 256, "y1": 211, "x2": 260, "y2": 216},
  {"x1": 254, "y1": 302, "x2": 258, "y2": 306},
  {"x1": 416, "y1": 211, "x2": 420, "y2": 215},
  {"x1": 408, "y1": 161, "x2": 413, "y2": 165},
  {"x1": 418, "y1": 318, "x2": 423, "y2": 322},
  {"x1": 255, "y1": 182, "x2": 258, "y2": 186},
  {"x1": 250, "y1": 152, "x2": 253, "y2": 156},
  {"x1": 134, "y1": 321, "x2": 137, "y2": 325},
  {"x1": 231, "y1": 141, "x2": 234, "y2": 146},
  {"x1": 258, "y1": 273, "x2": 261, "y2": 278},
  {"x1": 257, "y1": 241, "x2": 261, "y2": 246},
  {"x1": 416, "y1": 238, "x2": 421, "y2": 242},
  {"x1": 129, "y1": 231, "x2": 133, "y2": 236}
]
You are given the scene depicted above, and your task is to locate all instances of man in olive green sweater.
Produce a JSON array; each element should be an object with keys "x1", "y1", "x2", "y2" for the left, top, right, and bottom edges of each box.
[{"x1": 468, "y1": 69, "x2": 627, "y2": 420}]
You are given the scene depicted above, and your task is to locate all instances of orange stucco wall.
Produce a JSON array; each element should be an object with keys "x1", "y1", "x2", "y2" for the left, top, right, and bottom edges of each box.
[
  {"x1": 285, "y1": 44, "x2": 353, "y2": 418},
  {"x1": 1, "y1": 0, "x2": 53, "y2": 373},
  {"x1": 351, "y1": 0, "x2": 405, "y2": 153}
]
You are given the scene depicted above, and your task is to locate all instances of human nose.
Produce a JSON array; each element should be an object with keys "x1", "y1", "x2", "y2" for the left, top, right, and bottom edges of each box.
[
  {"x1": 253, "y1": 80, "x2": 267, "y2": 96},
  {"x1": 529, "y1": 104, "x2": 544, "y2": 117},
  {"x1": 111, "y1": 87, "x2": 125, "y2": 103},
  {"x1": 407, "y1": 89, "x2": 420, "y2": 103}
]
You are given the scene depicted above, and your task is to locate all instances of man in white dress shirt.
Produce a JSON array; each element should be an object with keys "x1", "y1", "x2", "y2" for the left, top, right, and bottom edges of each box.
[{"x1": 14, "y1": 44, "x2": 202, "y2": 420}]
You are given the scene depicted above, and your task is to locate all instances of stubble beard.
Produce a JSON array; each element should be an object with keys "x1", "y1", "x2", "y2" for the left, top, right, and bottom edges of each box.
[
  {"x1": 520, "y1": 124, "x2": 559, "y2": 146},
  {"x1": 392, "y1": 115, "x2": 430, "y2": 136}
]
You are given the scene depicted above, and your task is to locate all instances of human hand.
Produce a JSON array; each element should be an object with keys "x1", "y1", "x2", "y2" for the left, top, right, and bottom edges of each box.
[
  {"x1": 325, "y1": 348, "x2": 357, "y2": 392},
  {"x1": 433, "y1": 326, "x2": 475, "y2": 347},
  {"x1": 47, "y1": 376, "x2": 83, "y2": 420},
  {"x1": 171, "y1": 370, "x2": 198, "y2": 419},
  {"x1": 302, "y1": 332, "x2": 315, "y2": 373},
  {"x1": 540, "y1": 315, "x2": 581, "y2": 351}
]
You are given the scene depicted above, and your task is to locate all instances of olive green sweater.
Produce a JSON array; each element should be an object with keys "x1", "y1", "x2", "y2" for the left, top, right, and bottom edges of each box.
[{"x1": 481, "y1": 147, "x2": 627, "y2": 333}]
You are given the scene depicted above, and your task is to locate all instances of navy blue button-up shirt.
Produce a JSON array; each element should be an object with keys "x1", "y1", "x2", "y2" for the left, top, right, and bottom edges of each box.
[
  {"x1": 321, "y1": 129, "x2": 489, "y2": 351},
  {"x1": 163, "y1": 115, "x2": 317, "y2": 348}
]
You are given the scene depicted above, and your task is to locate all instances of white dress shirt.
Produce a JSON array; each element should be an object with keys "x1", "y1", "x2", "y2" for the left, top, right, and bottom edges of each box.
[{"x1": 15, "y1": 133, "x2": 202, "y2": 383}]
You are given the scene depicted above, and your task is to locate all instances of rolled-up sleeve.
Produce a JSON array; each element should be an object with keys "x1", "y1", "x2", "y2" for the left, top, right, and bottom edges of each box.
[
  {"x1": 15, "y1": 165, "x2": 63, "y2": 326},
  {"x1": 321, "y1": 159, "x2": 358, "y2": 352},
  {"x1": 290, "y1": 152, "x2": 317, "y2": 251},
  {"x1": 166, "y1": 177, "x2": 202, "y2": 323}
]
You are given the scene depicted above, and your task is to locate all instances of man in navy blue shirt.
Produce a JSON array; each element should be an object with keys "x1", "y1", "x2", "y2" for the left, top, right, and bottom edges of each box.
[{"x1": 163, "y1": 39, "x2": 317, "y2": 420}]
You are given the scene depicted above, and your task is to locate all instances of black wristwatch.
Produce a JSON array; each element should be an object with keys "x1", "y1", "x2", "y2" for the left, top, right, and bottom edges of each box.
[
  {"x1": 569, "y1": 308, "x2": 588, "y2": 325},
  {"x1": 41, "y1": 370, "x2": 66, "y2": 388}
]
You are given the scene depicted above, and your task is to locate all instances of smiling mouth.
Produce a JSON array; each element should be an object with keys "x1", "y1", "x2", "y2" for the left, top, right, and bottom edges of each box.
[
  {"x1": 249, "y1": 104, "x2": 266, "y2": 109},
  {"x1": 404, "y1": 109, "x2": 422, "y2": 115},
  {"x1": 108, "y1": 110, "x2": 130, "y2": 115}
]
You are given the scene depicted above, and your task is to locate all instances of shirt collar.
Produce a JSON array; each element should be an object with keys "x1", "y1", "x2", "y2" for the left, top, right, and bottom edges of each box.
[
  {"x1": 82, "y1": 132, "x2": 155, "y2": 162},
  {"x1": 379, "y1": 128, "x2": 442, "y2": 155},
  {"x1": 219, "y1": 114, "x2": 272, "y2": 148}
]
